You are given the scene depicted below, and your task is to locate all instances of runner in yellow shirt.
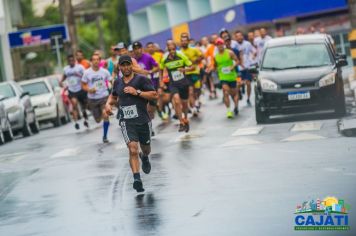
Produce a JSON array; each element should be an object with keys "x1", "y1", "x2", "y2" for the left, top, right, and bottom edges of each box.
[{"x1": 180, "y1": 35, "x2": 204, "y2": 117}]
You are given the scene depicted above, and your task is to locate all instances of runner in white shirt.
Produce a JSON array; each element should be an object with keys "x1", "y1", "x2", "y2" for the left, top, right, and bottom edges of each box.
[
  {"x1": 254, "y1": 28, "x2": 272, "y2": 63},
  {"x1": 61, "y1": 54, "x2": 89, "y2": 130},
  {"x1": 82, "y1": 53, "x2": 111, "y2": 143},
  {"x1": 235, "y1": 31, "x2": 257, "y2": 106}
]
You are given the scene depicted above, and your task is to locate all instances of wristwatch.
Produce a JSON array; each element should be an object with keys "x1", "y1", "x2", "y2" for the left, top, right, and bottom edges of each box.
[{"x1": 136, "y1": 90, "x2": 142, "y2": 96}]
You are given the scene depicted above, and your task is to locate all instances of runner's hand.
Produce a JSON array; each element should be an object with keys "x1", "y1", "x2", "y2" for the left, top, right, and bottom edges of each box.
[
  {"x1": 124, "y1": 86, "x2": 137, "y2": 95},
  {"x1": 178, "y1": 68, "x2": 185, "y2": 73},
  {"x1": 104, "y1": 103, "x2": 113, "y2": 116},
  {"x1": 88, "y1": 88, "x2": 96, "y2": 94}
]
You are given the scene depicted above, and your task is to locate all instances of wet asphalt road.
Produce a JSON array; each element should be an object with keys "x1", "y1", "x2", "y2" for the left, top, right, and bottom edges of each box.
[{"x1": 0, "y1": 91, "x2": 356, "y2": 236}]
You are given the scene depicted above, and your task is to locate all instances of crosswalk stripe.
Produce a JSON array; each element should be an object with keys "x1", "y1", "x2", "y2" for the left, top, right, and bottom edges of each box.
[
  {"x1": 221, "y1": 137, "x2": 262, "y2": 147},
  {"x1": 232, "y1": 126, "x2": 264, "y2": 136},
  {"x1": 291, "y1": 122, "x2": 323, "y2": 132},
  {"x1": 282, "y1": 133, "x2": 326, "y2": 142},
  {"x1": 50, "y1": 148, "x2": 79, "y2": 159}
]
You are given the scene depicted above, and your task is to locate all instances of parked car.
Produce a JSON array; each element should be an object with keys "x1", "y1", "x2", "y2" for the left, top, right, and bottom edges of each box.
[
  {"x1": 0, "y1": 81, "x2": 40, "y2": 137},
  {"x1": 19, "y1": 76, "x2": 69, "y2": 127},
  {"x1": 0, "y1": 95, "x2": 14, "y2": 144},
  {"x1": 255, "y1": 34, "x2": 348, "y2": 123}
]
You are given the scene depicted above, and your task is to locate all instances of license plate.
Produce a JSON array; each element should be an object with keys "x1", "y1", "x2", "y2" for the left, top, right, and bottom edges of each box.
[{"x1": 288, "y1": 91, "x2": 310, "y2": 101}]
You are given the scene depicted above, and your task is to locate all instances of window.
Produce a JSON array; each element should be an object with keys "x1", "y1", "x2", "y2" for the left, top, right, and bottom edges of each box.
[
  {"x1": 0, "y1": 84, "x2": 16, "y2": 98},
  {"x1": 21, "y1": 82, "x2": 50, "y2": 96}
]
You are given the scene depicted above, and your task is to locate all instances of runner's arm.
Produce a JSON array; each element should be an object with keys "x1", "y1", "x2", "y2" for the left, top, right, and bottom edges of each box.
[
  {"x1": 229, "y1": 50, "x2": 239, "y2": 70},
  {"x1": 104, "y1": 94, "x2": 118, "y2": 116},
  {"x1": 132, "y1": 58, "x2": 150, "y2": 75},
  {"x1": 60, "y1": 74, "x2": 66, "y2": 87}
]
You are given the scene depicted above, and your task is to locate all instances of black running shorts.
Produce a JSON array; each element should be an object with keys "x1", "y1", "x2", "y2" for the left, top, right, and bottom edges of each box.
[{"x1": 120, "y1": 121, "x2": 152, "y2": 145}]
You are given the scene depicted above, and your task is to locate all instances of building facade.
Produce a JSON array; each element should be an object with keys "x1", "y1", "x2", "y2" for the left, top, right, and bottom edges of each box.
[{"x1": 125, "y1": 0, "x2": 349, "y2": 46}]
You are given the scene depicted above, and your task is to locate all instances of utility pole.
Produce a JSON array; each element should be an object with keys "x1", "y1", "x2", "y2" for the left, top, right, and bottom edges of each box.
[
  {"x1": 60, "y1": 0, "x2": 78, "y2": 54},
  {"x1": 96, "y1": 0, "x2": 105, "y2": 57}
]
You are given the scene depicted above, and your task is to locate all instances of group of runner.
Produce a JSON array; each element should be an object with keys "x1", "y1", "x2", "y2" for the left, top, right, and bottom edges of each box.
[{"x1": 61, "y1": 27, "x2": 273, "y2": 192}]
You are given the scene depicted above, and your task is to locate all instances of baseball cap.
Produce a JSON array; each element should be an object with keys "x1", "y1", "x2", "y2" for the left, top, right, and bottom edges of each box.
[
  {"x1": 215, "y1": 38, "x2": 225, "y2": 45},
  {"x1": 118, "y1": 55, "x2": 132, "y2": 65},
  {"x1": 222, "y1": 34, "x2": 231, "y2": 41},
  {"x1": 219, "y1": 28, "x2": 229, "y2": 36},
  {"x1": 115, "y1": 42, "x2": 127, "y2": 50},
  {"x1": 132, "y1": 41, "x2": 142, "y2": 49}
]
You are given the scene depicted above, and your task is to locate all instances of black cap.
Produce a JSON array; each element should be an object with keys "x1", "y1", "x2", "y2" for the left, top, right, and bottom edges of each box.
[
  {"x1": 132, "y1": 41, "x2": 142, "y2": 49},
  {"x1": 219, "y1": 28, "x2": 228, "y2": 36},
  {"x1": 118, "y1": 55, "x2": 132, "y2": 65}
]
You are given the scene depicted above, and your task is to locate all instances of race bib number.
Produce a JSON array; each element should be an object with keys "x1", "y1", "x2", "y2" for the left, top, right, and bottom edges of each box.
[
  {"x1": 171, "y1": 70, "x2": 184, "y2": 81},
  {"x1": 122, "y1": 105, "x2": 139, "y2": 119},
  {"x1": 153, "y1": 72, "x2": 160, "y2": 78},
  {"x1": 68, "y1": 77, "x2": 78, "y2": 86},
  {"x1": 95, "y1": 80, "x2": 105, "y2": 90},
  {"x1": 222, "y1": 67, "x2": 231, "y2": 74}
]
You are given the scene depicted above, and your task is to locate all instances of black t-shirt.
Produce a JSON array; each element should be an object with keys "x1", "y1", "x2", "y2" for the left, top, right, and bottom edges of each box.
[{"x1": 112, "y1": 74, "x2": 154, "y2": 124}]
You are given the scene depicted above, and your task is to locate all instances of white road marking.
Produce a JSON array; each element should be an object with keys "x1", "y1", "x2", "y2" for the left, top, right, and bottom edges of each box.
[
  {"x1": 232, "y1": 126, "x2": 264, "y2": 136},
  {"x1": 291, "y1": 122, "x2": 323, "y2": 132},
  {"x1": 173, "y1": 131, "x2": 205, "y2": 143},
  {"x1": 282, "y1": 133, "x2": 326, "y2": 142},
  {"x1": 221, "y1": 137, "x2": 262, "y2": 147},
  {"x1": 115, "y1": 143, "x2": 127, "y2": 150},
  {"x1": 50, "y1": 148, "x2": 79, "y2": 159}
]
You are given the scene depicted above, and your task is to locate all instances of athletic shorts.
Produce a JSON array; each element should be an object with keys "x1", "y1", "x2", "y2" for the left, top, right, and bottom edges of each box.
[
  {"x1": 220, "y1": 81, "x2": 237, "y2": 88},
  {"x1": 170, "y1": 85, "x2": 189, "y2": 100},
  {"x1": 240, "y1": 70, "x2": 253, "y2": 81},
  {"x1": 120, "y1": 121, "x2": 151, "y2": 145},
  {"x1": 186, "y1": 74, "x2": 201, "y2": 86},
  {"x1": 151, "y1": 77, "x2": 159, "y2": 90},
  {"x1": 68, "y1": 90, "x2": 87, "y2": 104},
  {"x1": 88, "y1": 97, "x2": 108, "y2": 121}
]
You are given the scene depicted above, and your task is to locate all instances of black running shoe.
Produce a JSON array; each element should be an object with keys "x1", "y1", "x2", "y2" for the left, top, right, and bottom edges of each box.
[
  {"x1": 151, "y1": 131, "x2": 155, "y2": 137},
  {"x1": 75, "y1": 123, "x2": 80, "y2": 130},
  {"x1": 178, "y1": 123, "x2": 185, "y2": 132},
  {"x1": 139, "y1": 152, "x2": 151, "y2": 174},
  {"x1": 247, "y1": 99, "x2": 252, "y2": 106},
  {"x1": 83, "y1": 120, "x2": 89, "y2": 128},
  {"x1": 234, "y1": 107, "x2": 239, "y2": 116},
  {"x1": 103, "y1": 137, "x2": 109, "y2": 143},
  {"x1": 185, "y1": 122, "x2": 190, "y2": 133},
  {"x1": 172, "y1": 114, "x2": 178, "y2": 120},
  {"x1": 133, "y1": 179, "x2": 145, "y2": 192}
]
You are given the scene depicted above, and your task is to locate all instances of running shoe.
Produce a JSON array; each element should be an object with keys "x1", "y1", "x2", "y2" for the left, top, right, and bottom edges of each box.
[
  {"x1": 227, "y1": 111, "x2": 234, "y2": 119},
  {"x1": 103, "y1": 137, "x2": 109, "y2": 143},
  {"x1": 151, "y1": 131, "x2": 155, "y2": 137},
  {"x1": 162, "y1": 112, "x2": 169, "y2": 120},
  {"x1": 75, "y1": 123, "x2": 80, "y2": 130},
  {"x1": 234, "y1": 107, "x2": 239, "y2": 116},
  {"x1": 83, "y1": 120, "x2": 89, "y2": 128},
  {"x1": 172, "y1": 114, "x2": 178, "y2": 120},
  {"x1": 139, "y1": 152, "x2": 151, "y2": 174},
  {"x1": 247, "y1": 99, "x2": 252, "y2": 106},
  {"x1": 178, "y1": 123, "x2": 186, "y2": 132},
  {"x1": 184, "y1": 119, "x2": 190, "y2": 133},
  {"x1": 133, "y1": 179, "x2": 145, "y2": 192}
]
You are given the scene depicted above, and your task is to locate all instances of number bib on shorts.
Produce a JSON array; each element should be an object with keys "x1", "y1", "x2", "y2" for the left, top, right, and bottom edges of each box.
[
  {"x1": 222, "y1": 67, "x2": 231, "y2": 74},
  {"x1": 171, "y1": 70, "x2": 184, "y2": 81},
  {"x1": 121, "y1": 105, "x2": 139, "y2": 119}
]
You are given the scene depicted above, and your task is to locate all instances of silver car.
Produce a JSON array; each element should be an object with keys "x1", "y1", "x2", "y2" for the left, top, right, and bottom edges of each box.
[
  {"x1": 0, "y1": 81, "x2": 40, "y2": 137},
  {"x1": 0, "y1": 95, "x2": 14, "y2": 144}
]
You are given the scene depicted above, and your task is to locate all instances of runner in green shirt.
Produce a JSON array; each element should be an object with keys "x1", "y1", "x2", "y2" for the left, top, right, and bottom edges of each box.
[{"x1": 214, "y1": 38, "x2": 240, "y2": 119}]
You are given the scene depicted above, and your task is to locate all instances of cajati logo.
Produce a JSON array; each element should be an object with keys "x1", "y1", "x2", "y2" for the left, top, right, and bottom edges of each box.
[{"x1": 294, "y1": 196, "x2": 351, "y2": 231}]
